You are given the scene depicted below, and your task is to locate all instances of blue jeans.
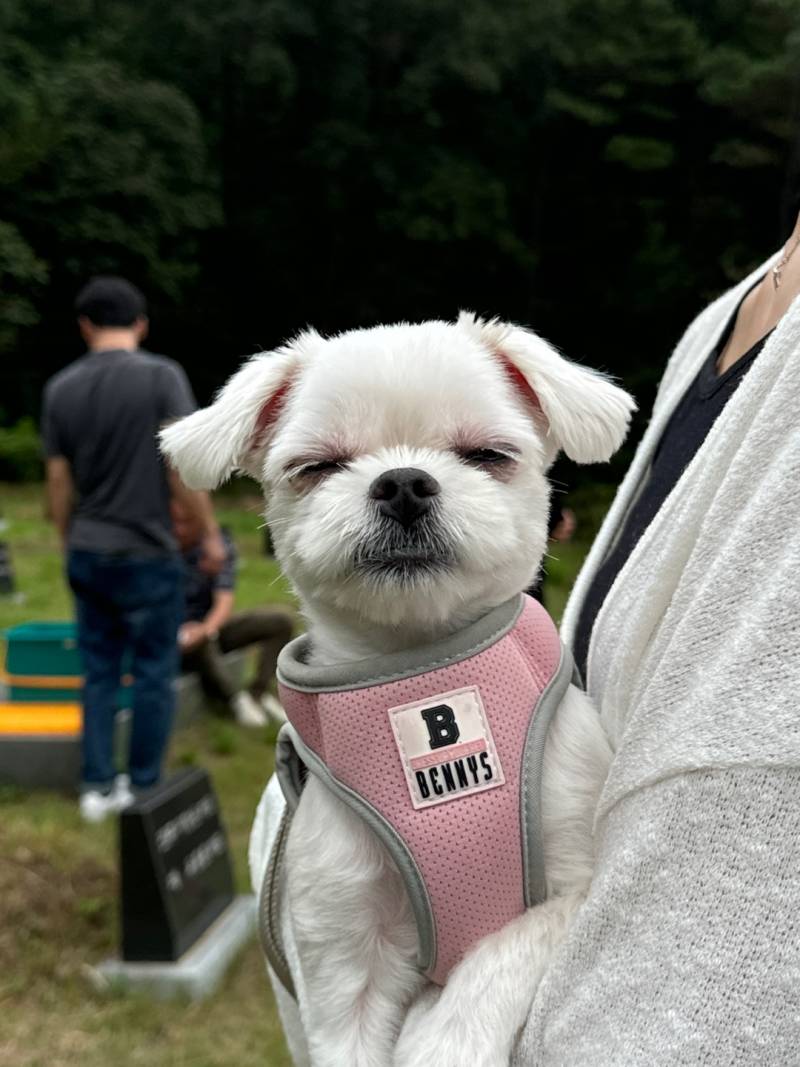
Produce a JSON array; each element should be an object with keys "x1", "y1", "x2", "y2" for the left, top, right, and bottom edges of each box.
[{"x1": 67, "y1": 550, "x2": 183, "y2": 792}]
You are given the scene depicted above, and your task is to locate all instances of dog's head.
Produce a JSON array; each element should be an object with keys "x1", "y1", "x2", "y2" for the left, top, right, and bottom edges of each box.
[{"x1": 161, "y1": 314, "x2": 634, "y2": 631}]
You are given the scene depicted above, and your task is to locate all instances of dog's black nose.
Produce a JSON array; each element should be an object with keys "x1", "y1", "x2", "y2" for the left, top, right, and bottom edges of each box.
[{"x1": 369, "y1": 467, "x2": 441, "y2": 528}]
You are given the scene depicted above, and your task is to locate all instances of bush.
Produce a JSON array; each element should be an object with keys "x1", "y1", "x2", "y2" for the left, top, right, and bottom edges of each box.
[{"x1": 0, "y1": 418, "x2": 43, "y2": 482}]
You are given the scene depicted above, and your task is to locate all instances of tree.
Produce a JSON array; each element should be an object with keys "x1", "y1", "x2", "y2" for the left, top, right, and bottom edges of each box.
[
  {"x1": 0, "y1": 0, "x2": 798, "y2": 480},
  {"x1": 0, "y1": 1, "x2": 218, "y2": 413}
]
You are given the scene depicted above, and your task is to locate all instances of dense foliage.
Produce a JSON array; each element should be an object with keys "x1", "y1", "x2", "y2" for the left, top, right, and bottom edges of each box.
[{"x1": 2, "y1": 0, "x2": 799, "y2": 478}]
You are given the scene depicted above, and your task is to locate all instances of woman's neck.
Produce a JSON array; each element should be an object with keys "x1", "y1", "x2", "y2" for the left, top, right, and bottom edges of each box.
[{"x1": 716, "y1": 210, "x2": 800, "y2": 375}]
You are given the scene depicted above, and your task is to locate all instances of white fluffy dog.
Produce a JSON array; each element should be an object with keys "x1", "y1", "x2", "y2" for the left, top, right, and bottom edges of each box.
[{"x1": 161, "y1": 313, "x2": 634, "y2": 1067}]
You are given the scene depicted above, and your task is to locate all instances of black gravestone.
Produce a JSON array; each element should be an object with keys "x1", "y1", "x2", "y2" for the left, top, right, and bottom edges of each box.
[
  {"x1": 0, "y1": 539, "x2": 14, "y2": 595},
  {"x1": 120, "y1": 767, "x2": 235, "y2": 962}
]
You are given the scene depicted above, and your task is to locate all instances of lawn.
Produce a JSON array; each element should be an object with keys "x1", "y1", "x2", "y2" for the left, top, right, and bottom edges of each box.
[
  {"x1": 0, "y1": 480, "x2": 610, "y2": 1067},
  {"x1": 0, "y1": 483, "x2": 294, "y2": 1067}
]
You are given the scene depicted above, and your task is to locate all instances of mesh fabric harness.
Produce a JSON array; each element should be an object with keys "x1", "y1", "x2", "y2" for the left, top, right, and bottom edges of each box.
[{"x1": 261, "y1": 594, "x2": 574, "y2": 994}]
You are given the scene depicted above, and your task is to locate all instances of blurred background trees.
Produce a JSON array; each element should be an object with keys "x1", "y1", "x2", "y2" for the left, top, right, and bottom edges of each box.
[{"x1": 1, "y1": 0, "x2": 799, "y2": 479}]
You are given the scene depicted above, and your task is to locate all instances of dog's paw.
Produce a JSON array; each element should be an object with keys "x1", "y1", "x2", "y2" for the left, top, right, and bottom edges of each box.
[
  {"x1": 395, "y1": 994, "x2": 508, "y2": 1067},
  {"x1": 396, "y1": 1034, "x2": 507, "y2": 1067}
]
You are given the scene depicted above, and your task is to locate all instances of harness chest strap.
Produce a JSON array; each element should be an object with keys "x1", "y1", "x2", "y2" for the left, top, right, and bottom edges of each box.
[{"x1": 259, "y1": 594, "x2": 575, "y2": 993}]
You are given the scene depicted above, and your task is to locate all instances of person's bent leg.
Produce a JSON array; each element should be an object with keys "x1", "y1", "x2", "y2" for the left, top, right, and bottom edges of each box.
[
  {"x1": 126, "y1": 558, "x2": 184, "y2": 790},
  {"x1": 218, "y1": 609, "x2": 293, "y2": 725},
  {"x1": 217, "y1": 608, "x2": 294, "y2": 696},
  {"x1": 184, "y1": 632, "x2": 266, "y2": 725},
  {"x1": 184, "y1": 639, "x2": 238, "y2": 707},
  {"x1": 68, "y1": 551, "x2": 126, "y2": 794}
]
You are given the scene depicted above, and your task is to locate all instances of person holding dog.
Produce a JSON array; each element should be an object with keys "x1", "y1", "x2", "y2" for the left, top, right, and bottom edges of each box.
[
  {"x1": 512, "y1": 210, "x2": 800, "y2": 1062},
  {"x1": 42, "y1": 275, "x2": 225, "y2": 822}
]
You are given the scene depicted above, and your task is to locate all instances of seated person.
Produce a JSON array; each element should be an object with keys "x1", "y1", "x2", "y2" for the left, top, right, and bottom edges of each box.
[
  {"x1": 526, "y1": 497, "x2": 577, "y2": 603},
  {"x1": 172, "y1": 500, "x2": 293, "y2": 727}
]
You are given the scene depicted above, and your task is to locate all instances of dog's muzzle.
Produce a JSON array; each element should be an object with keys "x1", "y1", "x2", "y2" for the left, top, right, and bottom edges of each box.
[{"x1": 353, "y1": 508, "x2": 454, "y2": 583}]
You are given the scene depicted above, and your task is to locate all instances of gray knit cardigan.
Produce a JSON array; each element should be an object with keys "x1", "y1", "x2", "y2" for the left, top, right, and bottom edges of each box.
[{"x1": 513, "y1": 251, "x2": 800, "y2": 1065}]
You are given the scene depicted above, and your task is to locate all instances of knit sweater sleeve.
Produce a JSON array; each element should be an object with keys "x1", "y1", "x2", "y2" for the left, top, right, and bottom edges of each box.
[
  {"x1": 513, "y1": 767, "x2": 800, "y2": 1066},
  {"x1": 515, "y1": 471, "x2": 800, "y2": 1063},
  {"x1": 514, "y1": 551, "x2": 800, "y2": 1065}
]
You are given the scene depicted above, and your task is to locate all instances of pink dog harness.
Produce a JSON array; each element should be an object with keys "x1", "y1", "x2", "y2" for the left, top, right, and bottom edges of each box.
[{"x1": 260, "y1": 594, "x2": 574, "y2": 994}]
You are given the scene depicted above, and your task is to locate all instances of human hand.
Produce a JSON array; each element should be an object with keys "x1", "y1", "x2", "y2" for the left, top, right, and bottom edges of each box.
[
  {"x1": 178, "y1": 621, "x2": 209, "y2": 650},
  {"x1": 199, "y1": 528, "x2": 226, "y2": 575}
]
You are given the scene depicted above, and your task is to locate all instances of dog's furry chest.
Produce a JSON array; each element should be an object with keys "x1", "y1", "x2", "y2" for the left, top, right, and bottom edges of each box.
[{"x1": 286, "y1": 775, "x2": 419, "y2": 959}]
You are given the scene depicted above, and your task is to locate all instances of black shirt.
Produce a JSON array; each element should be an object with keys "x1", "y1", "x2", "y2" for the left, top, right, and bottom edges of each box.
[
  {"x1": 573, "y1": 296, "x2": 772, "y2": 679},
  {"x1": 41, "y1": 348, "x2": 196, "y2": 556}
]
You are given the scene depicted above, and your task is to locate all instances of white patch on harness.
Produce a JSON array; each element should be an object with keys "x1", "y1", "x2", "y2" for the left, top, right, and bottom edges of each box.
[{"x1": 388, "y1": 685, "x2": 505, "y2": 809}]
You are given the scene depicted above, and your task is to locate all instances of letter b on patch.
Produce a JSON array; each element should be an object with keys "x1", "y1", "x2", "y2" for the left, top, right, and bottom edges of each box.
[
  {"x1": 420, "y1": 704, "x2": 460, "y2": 748},
  {"x1": 388, "y1": 685, "x2": 505, "y2": 809}
]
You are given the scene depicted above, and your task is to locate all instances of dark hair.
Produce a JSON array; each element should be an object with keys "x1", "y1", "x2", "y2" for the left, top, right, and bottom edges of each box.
[{"x1": 74, "y1": 275, "x2": 147, "y2": 327}]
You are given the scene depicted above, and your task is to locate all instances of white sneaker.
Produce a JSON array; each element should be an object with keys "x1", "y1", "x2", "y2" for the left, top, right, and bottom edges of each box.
[
  {"x1": 260, "y1": 692, "x2": 287, "y2": 725},
  {"x1": 80, "y1": 777, "x2": 136, "y2": 823},
  {"x1": 232, "y1": 690, "x2": 268, "y2": 727},
  {"x1": 113, "y1": 774, "x2": 135, "y2": 812},
  {"x1": 79, "y1": 790, "x2": 119, "y2": 824}
]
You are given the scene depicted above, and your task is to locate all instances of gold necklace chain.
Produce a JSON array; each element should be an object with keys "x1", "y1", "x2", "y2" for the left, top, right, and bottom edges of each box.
[{"x1": 772, "y1": 231, "x2": 800, "y2": 290}]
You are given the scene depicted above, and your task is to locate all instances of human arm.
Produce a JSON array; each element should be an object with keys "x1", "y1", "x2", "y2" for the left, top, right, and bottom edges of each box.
[
  {"x1": 45, "y1": 457, "x2": 75, "y2": 546},
  {"x1": 514, "y1": 767, "x2": 800, "y2": 1065},
  {"x1": 515, "y1": 302, "x2": 800, "y2": 1064},
  {"x1": 179, "y1": 589, "x2": 234, "y2": 649},
  {"x1": 158, "y1": 360, "x2": 226, "y2": 573},
  {"x1": 167, "y1": 468, "x2": 226, "y2": 575},
  {"x1": 41, "y1": 384, "x2": 75, "y2": 546},
  {"x1": 178, "y1": 531, "x2": 237, "y2": 649}
]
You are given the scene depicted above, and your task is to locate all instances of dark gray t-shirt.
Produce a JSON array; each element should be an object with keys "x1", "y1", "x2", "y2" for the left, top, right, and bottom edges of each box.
[{"x1": 41, "y1": 348, "x2": 196, "y2": 556}]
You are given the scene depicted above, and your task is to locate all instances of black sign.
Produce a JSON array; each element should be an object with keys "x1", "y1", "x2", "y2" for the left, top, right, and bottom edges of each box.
[
  {"x1": 0, "y1": 540, "x2": 14, "y2": 595},
  {"x1": 120, "y1": 767, "x2": 235, "y2": 962}
]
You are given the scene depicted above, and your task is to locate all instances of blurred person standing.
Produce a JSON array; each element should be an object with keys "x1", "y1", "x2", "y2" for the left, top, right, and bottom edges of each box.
[
  {"x1": 41, "y1": 276, "x2": 225, "y2": 823},
  {"x1": 173, "y1": 500, "x2": 293, "y2": 728}
]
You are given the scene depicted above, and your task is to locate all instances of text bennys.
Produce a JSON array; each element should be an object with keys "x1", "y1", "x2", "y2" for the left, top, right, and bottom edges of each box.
[{"x1": 389, "y1": 686, "x2": 505, "y2": 809}]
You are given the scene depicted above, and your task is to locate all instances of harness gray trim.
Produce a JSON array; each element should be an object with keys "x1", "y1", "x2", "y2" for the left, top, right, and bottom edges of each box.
[
  {"x1": 258, "y1": 806, "x2": 296, "y2": 999},
  {"x1": 274, "y1": 728, "x2": 305, "y2": 812},
  {"x1": 277, "y1": 595, "x2": 524, "y2": 693},
  {"x1": 273, "y1": 723, "x2": 437, "y2": 983},
  {"x1": 519, "y1": 644, "x2": 575, "y2": 907}
]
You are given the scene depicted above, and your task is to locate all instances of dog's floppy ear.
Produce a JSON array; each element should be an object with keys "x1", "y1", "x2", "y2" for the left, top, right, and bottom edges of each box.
[
  {"x1": 160, "y1": 332, "x2": 318, "y2": 489},
  {"x1": 458, "y1": 311, "x2": 636, "y2": 464}
]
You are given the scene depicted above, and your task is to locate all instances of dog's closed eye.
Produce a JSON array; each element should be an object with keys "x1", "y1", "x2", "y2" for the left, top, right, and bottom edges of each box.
[
  {"x1": 455, "y1": 444, "x2": 520, "y2": 477},
  {"x1": 458, "y1": 448, "x2": 514, "y2": 466},
  {"x1": 456, "y1": 441, "x2": 520, "y2": 463},
  {"x1": 287, "y1": 457, "x2": 351, "y2": 484},
  {"x1": 302, "y1": 459, "x2": 348, "y2": 475}
]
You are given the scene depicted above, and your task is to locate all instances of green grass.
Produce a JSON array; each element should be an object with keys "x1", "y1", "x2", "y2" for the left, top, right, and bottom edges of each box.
[
  {"x1": 0, "y1": 480, "x2": 613, "y2": 1067},
  {"x1": 0, "y1": 484, "x2": 295, "y2": 630},
  {"x1": 0, "y1": 722, "x2": 293, "y2": 1067},
  {"x1": 0, "y1": 483, "x2": 294, "y2": 1067}
]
